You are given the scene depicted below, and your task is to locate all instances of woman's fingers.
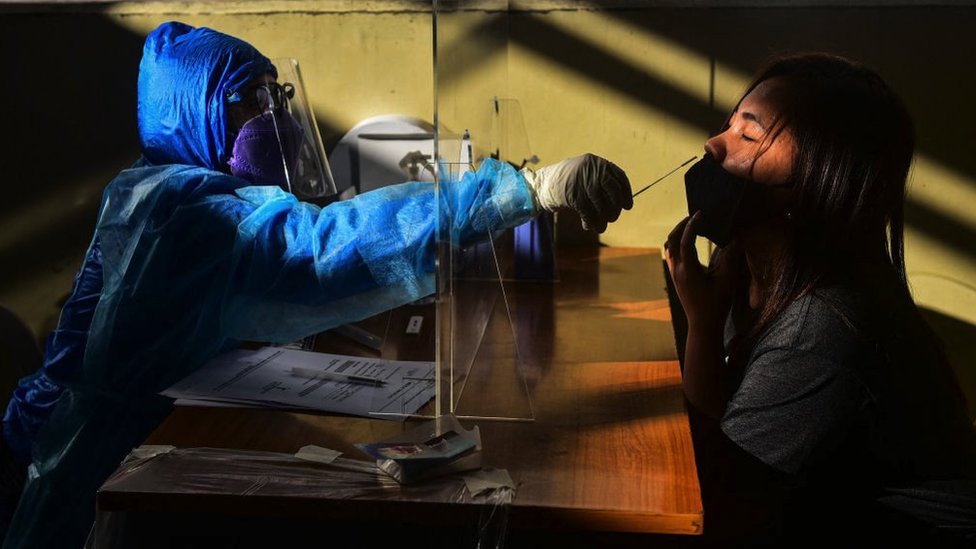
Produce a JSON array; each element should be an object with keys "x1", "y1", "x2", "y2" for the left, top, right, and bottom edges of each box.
[
  {"x1": 680, "y1": 211, "x2": 703, "y2": 271},
  {"x1": 682, "y1": 211, "x2": 701, "y2": 251},
  {"x1": 666, "y1": 216, "x2": 690, "y2": 262}
]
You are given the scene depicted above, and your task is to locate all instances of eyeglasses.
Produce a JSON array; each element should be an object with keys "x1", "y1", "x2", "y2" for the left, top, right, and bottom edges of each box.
[{"x1": 227, "y1": 82, "x2": 296, "y2": 114}]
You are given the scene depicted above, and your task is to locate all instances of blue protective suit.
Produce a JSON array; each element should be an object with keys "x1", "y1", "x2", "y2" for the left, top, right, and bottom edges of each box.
[{"x1": 2, "y1": 21, "x2": 535, "y2": 548}]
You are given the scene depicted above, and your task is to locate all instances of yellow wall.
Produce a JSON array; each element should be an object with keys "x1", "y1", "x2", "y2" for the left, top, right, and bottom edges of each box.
[{"x1": 2, "y1": 2, "x2": 973, "y2": 402}]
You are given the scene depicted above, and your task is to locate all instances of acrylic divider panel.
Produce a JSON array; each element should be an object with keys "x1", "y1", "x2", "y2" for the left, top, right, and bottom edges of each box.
[{"x1": 434, "y1": 0, "x2": 539, "y2": 422}]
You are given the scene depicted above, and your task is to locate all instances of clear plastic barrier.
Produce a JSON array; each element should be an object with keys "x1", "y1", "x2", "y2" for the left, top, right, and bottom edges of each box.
[
  {"x1": 269, "y1": 58, "x2": 337, "y2": 198},
  {"x1": 434, "y1": 0, "x2": 545, "y2": 421}
]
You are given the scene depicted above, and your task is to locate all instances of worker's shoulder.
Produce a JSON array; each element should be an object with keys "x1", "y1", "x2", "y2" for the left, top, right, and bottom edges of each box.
[
  {"x1": 98, "y1": 163, "x2": 253, "y2": 227},
  {"x1": 109, "y1": 162, "x2": 246, "y2": 196}
]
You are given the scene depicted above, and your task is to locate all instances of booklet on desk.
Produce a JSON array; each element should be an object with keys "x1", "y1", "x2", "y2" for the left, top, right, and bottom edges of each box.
[{"x1": 356, "y1": 414, "x2": 482, "y2": 484}]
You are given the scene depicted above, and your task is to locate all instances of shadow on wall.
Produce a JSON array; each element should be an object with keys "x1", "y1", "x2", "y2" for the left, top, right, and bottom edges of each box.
[
  {"x1": 1, "y1": 15, "x2": 143, "y2": 214},
  {"x1": 921, "y1": 307, "x2": 976, "y2": 421},
  {"x1": 0, "y1": 14, "x2": 145, "y2": 331}
]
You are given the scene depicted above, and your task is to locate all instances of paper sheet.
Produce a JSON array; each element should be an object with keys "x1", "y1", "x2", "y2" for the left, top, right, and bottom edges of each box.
[{"x1": 162, "y1": 347, "x2": 435, "y2": 419}]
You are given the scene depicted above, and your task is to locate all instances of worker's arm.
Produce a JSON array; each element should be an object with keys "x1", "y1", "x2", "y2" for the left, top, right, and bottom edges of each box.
[{"x1": 222, "y1": 158, "x2": 535, "y2": 343}]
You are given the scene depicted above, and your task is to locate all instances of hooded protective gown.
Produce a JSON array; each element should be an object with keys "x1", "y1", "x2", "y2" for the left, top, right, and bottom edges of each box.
[{"x1": 2, "y1": 21, "x2": 535, "y2": 548}]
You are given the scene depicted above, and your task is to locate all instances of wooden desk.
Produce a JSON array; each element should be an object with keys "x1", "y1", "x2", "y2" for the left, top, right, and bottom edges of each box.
[{"x1": 103, "y1": 247, "x2": 702, "y2": 538}]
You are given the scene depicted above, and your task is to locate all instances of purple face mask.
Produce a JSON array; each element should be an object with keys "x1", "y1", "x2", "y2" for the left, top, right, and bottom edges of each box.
[{"x1": 228, "y1": 111, "x2": 305, "y2": 190}]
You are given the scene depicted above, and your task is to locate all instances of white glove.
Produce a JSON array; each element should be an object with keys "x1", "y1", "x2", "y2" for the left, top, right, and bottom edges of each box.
[{"x1": 521, "y1": 154, "x2": 633, "y2": 233}]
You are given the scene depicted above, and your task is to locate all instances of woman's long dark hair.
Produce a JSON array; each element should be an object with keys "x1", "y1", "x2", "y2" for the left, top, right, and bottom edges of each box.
[
  {"x1": 740, "y1": 53, "x2": 914, "y2": 335},
  {"x1": 730, "y1": 53, "x2": 966, "y2": 407}
]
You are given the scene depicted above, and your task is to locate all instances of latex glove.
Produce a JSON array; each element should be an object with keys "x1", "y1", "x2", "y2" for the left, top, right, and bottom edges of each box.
[{"x1": 521, "y1": 153, "x2": 633, "y2": 233}]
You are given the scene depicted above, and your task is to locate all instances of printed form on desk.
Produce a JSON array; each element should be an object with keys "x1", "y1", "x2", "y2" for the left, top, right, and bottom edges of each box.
[{"x1": 162, "y1": 347, "x2": 435, "y2": 419}]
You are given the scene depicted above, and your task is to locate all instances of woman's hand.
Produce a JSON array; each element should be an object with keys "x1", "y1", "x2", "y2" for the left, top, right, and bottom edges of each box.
[
  {"x1": 665, "y1": 211, "x2": 738, "y2": 331},
  {"x1": 666, "y1": 211, "x2": 741, "y2": 419}
]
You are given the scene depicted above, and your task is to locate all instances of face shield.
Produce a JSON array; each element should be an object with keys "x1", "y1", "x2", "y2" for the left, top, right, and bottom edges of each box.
[{"x1": 227, "y1": 58, "x2": 336, "y2": 198}]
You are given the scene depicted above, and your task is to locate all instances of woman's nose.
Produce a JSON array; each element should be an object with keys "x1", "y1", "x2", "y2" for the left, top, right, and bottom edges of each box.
[{"x1": 704, "y1": 133, "x2": 724, "y2": 161}]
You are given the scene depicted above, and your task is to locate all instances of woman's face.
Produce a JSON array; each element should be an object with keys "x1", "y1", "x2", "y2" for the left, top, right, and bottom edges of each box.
[{"x1": 705, "y1": 77, "x2": 795, "y2": 186}]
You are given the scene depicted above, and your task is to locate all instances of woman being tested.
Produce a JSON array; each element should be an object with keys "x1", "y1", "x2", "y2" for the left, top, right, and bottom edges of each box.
[
  {"x1": 0, "y1": 21, "x2": 632, "y2": 548},
  {"x1": 668, "y1": 53, "x2": 976, "y2": 545}
]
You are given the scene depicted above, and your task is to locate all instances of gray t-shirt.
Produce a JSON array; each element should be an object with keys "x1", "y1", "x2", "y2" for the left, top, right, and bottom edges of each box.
[{"x1": 720, "y1": 286, "x2": 976, "y2": 534}]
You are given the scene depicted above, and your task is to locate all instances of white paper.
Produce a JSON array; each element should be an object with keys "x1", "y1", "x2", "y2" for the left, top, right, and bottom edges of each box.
[{"x1": 162, "y1": 347, "x2": 435, "y2": 419}]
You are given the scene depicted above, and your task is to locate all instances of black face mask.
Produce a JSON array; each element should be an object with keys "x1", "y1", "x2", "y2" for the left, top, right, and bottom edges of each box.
[{"x1": 684, "y1": 154, "x2": 791, "y2": 247}]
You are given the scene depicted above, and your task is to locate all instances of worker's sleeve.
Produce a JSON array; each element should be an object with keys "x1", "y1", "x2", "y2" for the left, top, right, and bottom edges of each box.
[{"x1": 224, "y1": 158, "x2": 536, "y2": 342}]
